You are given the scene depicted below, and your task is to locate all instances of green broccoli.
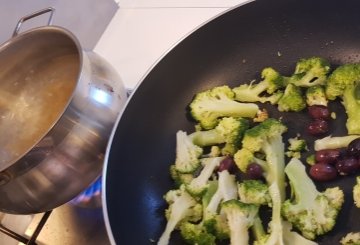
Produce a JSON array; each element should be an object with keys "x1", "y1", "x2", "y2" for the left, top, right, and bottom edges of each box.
[
  {"x1": 186, "y1": 156, "x2": 225, "y2": 196},
  {"x1": 282, "y1": 221, "x2": 319, "y2": 245},
  {"x1": 281, "y1": 158, "x2": 344, "y2": 240},
  {"x1": 169, "y1": 165, "x2": 194, "y2": 187},
  {"x1": 179, "y1": 222, "x2": 216, "y2": 245},
  {"x1": 325, "y1": 64, "x2": 360, "y2": 134},
  {"x1": 306, "y1": 154, "x2": 316, "y2": 166},
  {"x1": 189, "y1": 117, "x2": 249, "y2": 155},
  {"x1": 233, "y1": 148, "x2": 267, "y2": 173},
  {"x1": 305, "y1": 85, "x2": 328, "y2": 106},
  {"x1": 252, "y1": 217, "x2": 319, "y2": 245},
  {"x1": 232, "y1": 67, "x2": 285, "y2": 104},
  {"x1": 158, "y1": 186, "x2": 202, "y2": 245},
  {"x1": 253, "y1": 109, "x2": 269, "y2": 123},
  {"x1": 286, "y1": 136, "x2": 308, "y2": 159},
  {"x1": 289, "y1": 57, "x2": 330, "y2": 87},
  {"x1": 277, "y1": 83, "x2": 306, "y2": 112},
  {"x1": 237, "y1": 180, "x2": 280, "y2": 244},
  {"x1": 340, "y1": 232, "x2": 360, "y2": 245},
  {"x1": 174, "y1": 130, "x2": 203, "y2": 173},
  {"x1": 314, "y1": 135, "x2": 360, "y2": 151},
  {"x1": 189, "y1": 85, "x2": 259, "y2": 129},
  {"x1": 202, "y1": 146, "x2": 221, "y2": 158},
  {"x1": 251, "y1": 214, "x2": 268, "y2": 245},
  {"x1": 288, "y1": 136, "x2": 308, "y2": 151},
  {"x1": 238, "y1": 180, "x2": 271, "y2": 206},
  {"x1": 234, "y1": 119, "x2": 287, "y2": 199},
  {"x1": 234, "y1": 118, "x2": 288, "y2": 244},
  {"x1": 219, "y1": 199, "x2": 259, "y2": 245},
  {"x1": 353, "y1": 176, "x2": 360, "y2": 208},
  {"x1": 203, "y1": 170, "x2": 238, "y2": 240}
]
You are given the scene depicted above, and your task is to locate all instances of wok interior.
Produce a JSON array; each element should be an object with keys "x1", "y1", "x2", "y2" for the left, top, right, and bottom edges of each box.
[
  {"x1": 0, "y1": 29, "x2": 80, "y2": 171},
  {"x1": 105, "y1": 0, "x2": 360, "y2": 244}
]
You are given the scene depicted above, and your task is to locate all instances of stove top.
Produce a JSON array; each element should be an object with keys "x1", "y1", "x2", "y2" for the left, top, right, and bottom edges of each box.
[{"x1": 0, "y1": 177, "x2": 110, "y2": 245}]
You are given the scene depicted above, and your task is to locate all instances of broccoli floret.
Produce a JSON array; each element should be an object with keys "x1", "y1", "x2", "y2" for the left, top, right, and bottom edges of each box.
[
  {"x1": 288, "y1": 136, "x2": 308, "y2": 152},
  {"x1": 282, "y1": 221, "x2": 319, "y2": 245},
  {"x1": 234, "y1": 148, "x2": 267, "y2": 173},
  {"x1": 170, "y1": 165, "x2": 194, "y2": 187},
  {"x1": 233, "y1": 67, "x2": 285, "y2": 104},
  {"x1": 326, "y1": 64, "x2": 360, "y2": 99},
  {"x1": 286, "y1": 136, "x2": 308, "y2": 159},
  {"x1": 179, "y1": 222, "x2": 216, "y2": 245},
  {"x1": 281, "y1": 158, "x2": 344, "y2": 240},
  {"x1": 253, "y1": 219, "x2": 319, "y2": 245},
  {"x1": 158, "y1": 187, "x2": 202, "y2": 245},
  {"x1": 219, "y1": 199, "x2": 259, "y2": 245},
  {"x1": 186, "y1": 157, "x2": 225, "y2": 196},
  {"x1": 325, "y1": 64, "x2": 360, "y2": 134},
  {"x1": 341, "y1": 232, "x2": 360, "y2": 245},
  {"x1": 235, "y1": 118, "x2": 287, "y2": 199},
  {"x1": 203, "y1": 170, "x2": 238, "y2": 240},
  {"x1": 174, "y1": 130, "x2": 203, "y2": 173},
  {"x1": 189, "y1": 85, "x2": 259, "y2": 129},
  {"x1": 240, "y1": 118, "x2": 287, "y2": 153},
  {"x1": 163, "y1": 188, "x2": 203, "y2": 224},
  {"x1": 353, "y1": 176, "x2": 360, "y2": 208},
  {"x1": 305, "y1": 85, "x2": 328, "y2": 106},
  {"x1": 209, "y1": 146, "x2": 221, "y2": 157},
  {"x1": 314, "y1": 135, "x2": 360, "y2": 151},
  {"x1": 238, "y1": 180, "x2": 271, "y2": 206},
  {"x1": 285, "y1": 151, "x2": 301, "y2": 159},
  {"x1": 189, "y1": 117, "x2": 249, "y2": 155},
  {"x1": 234, "y1": 118, "x2": 288, "y2": 244},
  {"x1": 290, "y1": 57, "x2": 331, "y2": 87},
  {"x1": 252, "y1": 216, "x2": 318, "y2": 245},
  {"x1": 253, "y1": 109, "x2": 269, "y2": 123},
  {"x1": 277, "y1": 83, "x2": 306, "y2": 112},
  {"x1": 306, "y1": 154, "x2": 316, "y2": 166},
  {"x1": 202, "y1": 146, "x2": 222, "y2": 158}
]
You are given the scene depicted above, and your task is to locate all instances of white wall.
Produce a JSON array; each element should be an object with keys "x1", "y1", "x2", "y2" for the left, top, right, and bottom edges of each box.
[{"x1": 0, "y1": 0, "x2": 118, "y2": 49}]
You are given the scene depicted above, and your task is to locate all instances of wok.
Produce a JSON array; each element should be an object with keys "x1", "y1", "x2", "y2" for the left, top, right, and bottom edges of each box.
[{"x1": 103, "y1": 0, "x2": 360, "y2": 243}]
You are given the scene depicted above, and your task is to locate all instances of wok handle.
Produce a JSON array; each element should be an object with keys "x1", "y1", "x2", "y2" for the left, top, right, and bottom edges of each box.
[{"x1": 12, "y1": 7, "x2": 55, "y2": 37}]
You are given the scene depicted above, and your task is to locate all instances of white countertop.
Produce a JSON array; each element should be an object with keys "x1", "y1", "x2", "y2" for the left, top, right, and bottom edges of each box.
[{"x1": 94, "y1": 0, "x2": 250, "y2": 90}]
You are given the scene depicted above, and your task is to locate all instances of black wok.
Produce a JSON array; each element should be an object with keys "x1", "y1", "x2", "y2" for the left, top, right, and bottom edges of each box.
[{"x1": 103, "y1": 0, "x2": 360, "y2": 243}]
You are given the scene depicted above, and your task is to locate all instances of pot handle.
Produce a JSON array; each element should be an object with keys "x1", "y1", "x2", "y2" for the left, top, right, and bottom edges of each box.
[{"x1": 12, "y1": 7, "x2": 55, "y2": 37}]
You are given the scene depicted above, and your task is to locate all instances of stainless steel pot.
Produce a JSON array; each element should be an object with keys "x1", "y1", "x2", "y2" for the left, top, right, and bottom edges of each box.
[{"x1": 0, "y1": 8, "x2": 127, "y2": 214}]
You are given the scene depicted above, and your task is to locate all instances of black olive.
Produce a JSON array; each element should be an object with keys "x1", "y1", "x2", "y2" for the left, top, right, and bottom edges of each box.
[
  {"x1": 310, "y1": 163, "x2": 338, "y2": 182},
  {"x1": 347, "y1": 138, "x2": 360, "y2": 157},
  {"x1": 246, "y1": 162, "x2": 263, "y2": 179}
]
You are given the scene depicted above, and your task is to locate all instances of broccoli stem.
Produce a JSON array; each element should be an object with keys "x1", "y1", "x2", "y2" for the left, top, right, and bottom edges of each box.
[
  {"x1": 256, "y1": 135, "x2": 286, "y2": 245},
  {"x1": 251, "y1": 215, "x2": 266, "y2": 241},
  {"x1": 158, "y1": 192, "x2": 197, "y2": 245},
  {"x1": 190, "y1": 130, "x2": 224, "y2": 146},
  {"x1": 228, "y1": 217, "x2": 250, "y2": 245},
  {"x1": 218, "y1": 102, "x2": 259, "y2": 118},
  {"x1": 343, "y1": 86, "x2": 360, "y2": 134},
  {"x1": 263, "y1": 183, "x2": 285, "y2": 245},
  {"x1": 262, "y1": 136, "x2": 286, "y2": 202},
  {"x1": 285, "y1": 159, "x2": 318, "y2": 208},
  {"x1": 283, "y1": 221, "x2": 318, "y2": 245},
  {"x1": 314, "y1": 135, "x2": 360, "y2": 151},
  {"x1": 233, "y1": 81, "x2": 269, "y2": 102}
]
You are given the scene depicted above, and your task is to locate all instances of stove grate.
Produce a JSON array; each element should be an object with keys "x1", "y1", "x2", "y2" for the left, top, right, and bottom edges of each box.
[{"x1": 0, "y1": 210, "x2": 52, "y2": 245}]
